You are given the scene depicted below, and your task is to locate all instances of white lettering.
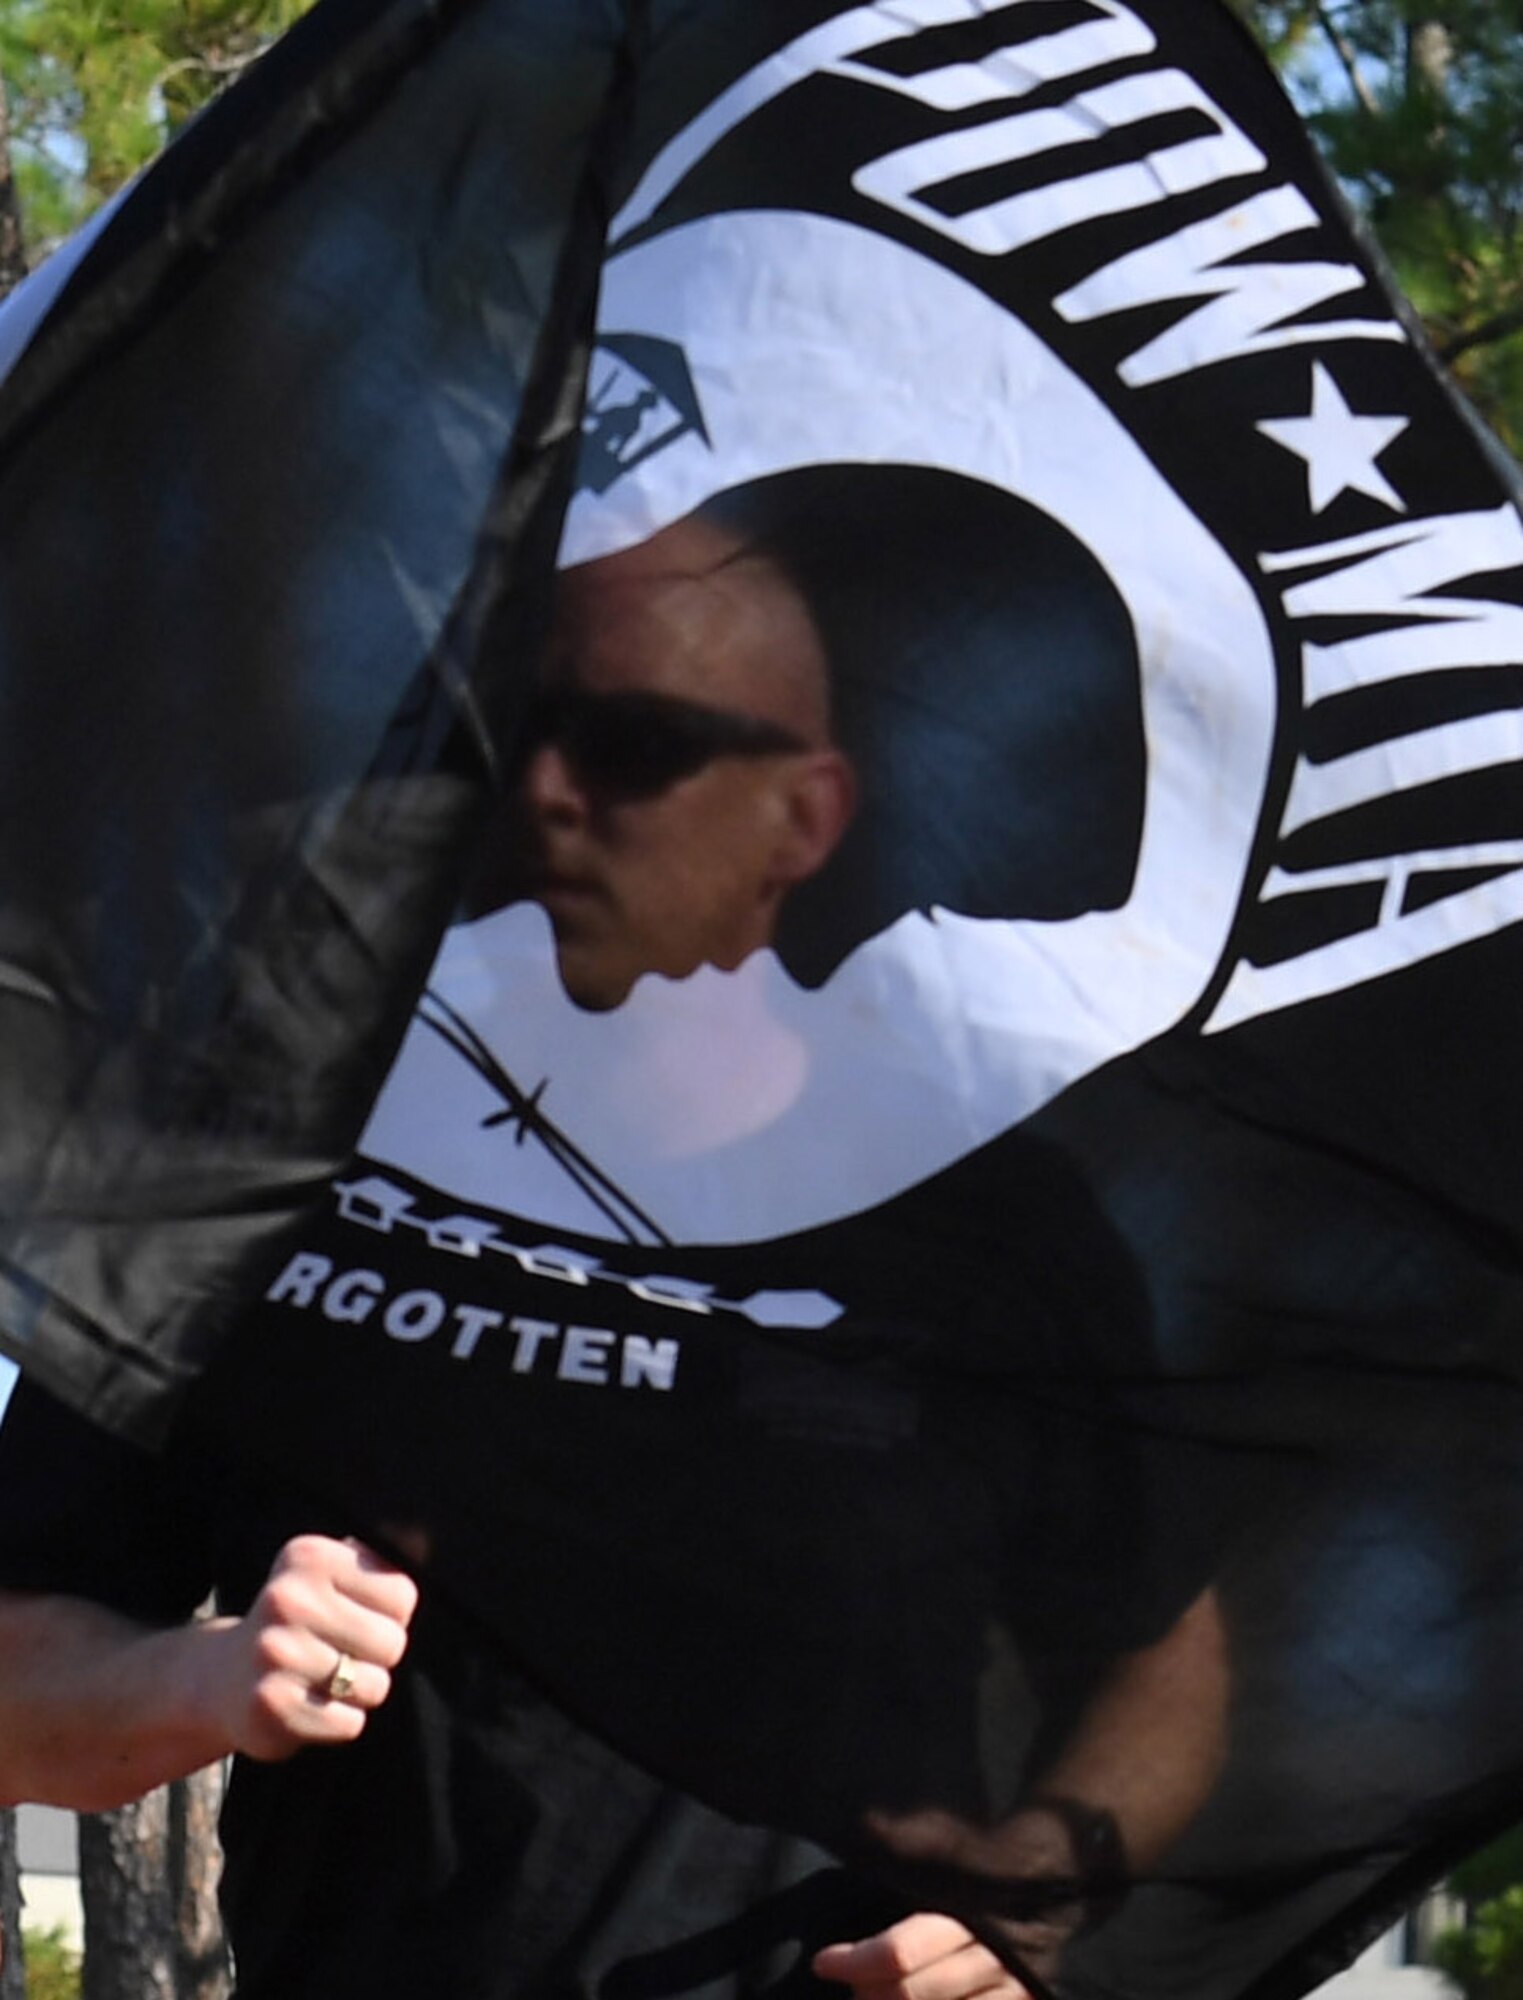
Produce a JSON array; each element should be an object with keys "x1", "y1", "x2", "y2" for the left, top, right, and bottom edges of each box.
[
  {"x1": 855, "y1": 68, "x2": 1264, "y2": 259},
  {"x1": 827, "y1": 0, "x2": 1154, "y2": 114},
  {"x1": 450, "y1": 1303, "x2": 504, "y2": 1360},
  {"x1": 266, "y1": 1252, "x2": 331, "y2": 1308},
  {"x1": 559, "y1": 1327, "x2": 616, "y2": 1385},
  {"x1": 1209, "y1": 864, "x2": 1523, "y2": 1032},
  {"x1": 615, "y1": 0, "x2": 1158, "y2": 241},
  {"x1": 1212, "y1": 506, "x2": 1523, "y2": 1031},
  {"x1": 510, "y1": 1317, "x2": 559, "y2": 1373},
  {"x1": 614, "y1": 0, "x2": 1027, "y2": 240},
  {"x1": 1057, "y1": 185, "x2": 1401, "y2": 385},
  {"x1": 1247, "y1": 844, "x2": 1523, "y2": 901},
  {"x1": 1261, "y1": 507, "x2": 1523, "y2": 702},
  {"x1": 1280, "y1": 708, "x2": 1523, "y2": 838},
  {"x1": 1264, "y1": 507, "x2": 1523, "y2": 836},
  {"x1": 620, "y1": 1337, "x2": 680, "y2": 1392},
  {"x1": 383, "y1": 1289, "x2": 447, "y2": 1343},
  {"x1": 323, "y1": 1269, "x2": 385, "y2": 1325},
  {"x1": 261, "y1": 1260, "x2": 692, "y2": 1387}
]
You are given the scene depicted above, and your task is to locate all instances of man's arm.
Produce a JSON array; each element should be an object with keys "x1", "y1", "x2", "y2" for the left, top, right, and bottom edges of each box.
[
  {"x1": 816, "y1": 1588, "x2": 1230, "y2": 2000},
  {"x1": 859, "y1": 1585, "x2": 1229, "y2": 1886},
  {"x1": 0, "y1": 1535, "x2": 417, "y2": 1812}
]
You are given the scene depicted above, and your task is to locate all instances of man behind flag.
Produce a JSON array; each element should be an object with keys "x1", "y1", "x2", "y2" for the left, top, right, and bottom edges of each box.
[
  {"x1": 0, "y1": 500, "x2": 1230, "y2": 1997},
  {"x1": 5, "y1": 1, "x2": 1523, "y2": 1998},
  {"x1": 500, "y1": 506, "x2": 859, "y2": 1013}
]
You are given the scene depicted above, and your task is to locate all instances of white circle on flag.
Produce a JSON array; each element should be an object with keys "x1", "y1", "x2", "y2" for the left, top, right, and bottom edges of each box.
[{"x1": 362, "y1": 212, "x2": 1276, "y2": 1244}]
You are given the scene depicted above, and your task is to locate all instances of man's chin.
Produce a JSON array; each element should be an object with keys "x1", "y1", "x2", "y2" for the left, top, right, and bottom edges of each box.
[
  {"x1": 551, "y1": 941, "x2": 636, "y2": 1014},
  {"x1": 558, "y1": 978, "x2": 629, "y2": 1015}
]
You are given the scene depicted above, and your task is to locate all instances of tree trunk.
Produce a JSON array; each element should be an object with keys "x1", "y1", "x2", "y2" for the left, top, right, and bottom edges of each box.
[
  {"x1": 80, "y1": 1770, "x2": 230, "y2": 2000},
  {"x1": 173, "y1": 1768, "x2": 232, "y2": 2000},
  {"x1": 0, "y1": 1808, "x2": 25, "y2": 2000},
  {"x1": 1407, "y1": 16, "x2": 1453, "y2": 96},
  {"x1": 81, "y1": 1795, "x2": 178, "y2": 2000},
  {"x1": 0, "y1": 71, "x2": 28, "y2": 298}
]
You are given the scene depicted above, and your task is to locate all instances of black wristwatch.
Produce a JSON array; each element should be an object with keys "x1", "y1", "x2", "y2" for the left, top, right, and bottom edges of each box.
[{"x1": 1026, "y1": 1794, "x2": 1130, "y2": 1932}]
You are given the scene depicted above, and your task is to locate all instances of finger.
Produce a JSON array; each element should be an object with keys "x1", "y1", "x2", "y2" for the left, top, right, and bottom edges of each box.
[
  {"x1": 258, "y1": 1581, "x2": 413, "y2": 1676},
  {"x1": 864, "y1": 1808, "x2": 987, "y2": 1874},
  {"x1": 908, "y1": 1943, "x2": 1019, "y2": 2000},
  {"x1": 267, "y1": 1536, "x2": 419, "y2": 1625},
  {"x1": 816, "y1": 1915, "x2": 982, "y2": 1982},
  {"x1": 312, "y1": 1592, "x2": 414, "y2": 1671},
  {"x1": 814, "y1": 1943, "x2": 1018, "y2": 2000},
  {"x1": 242, "y1": 1685, "x2": 370, "y2": 1760},
  {"x1": 331, "y1": 1539, "x2": 421, "y2": 1625},
  {"x1": 237, "y1": 1653, "x2": 372, "y2": 1759},
  {"x1": 244, "y1": 1648, "x2": 392, "y2": 1750},
  {"x1": 301, "y1": 1653, "x2": 393, "y2": 1714},
  {"x1": 841, "y1": 1970, "x2": 1021, "y2": 2000},
  {"x1": 813, "y1": 1917, "x2": 1021, "y2": 2000}
]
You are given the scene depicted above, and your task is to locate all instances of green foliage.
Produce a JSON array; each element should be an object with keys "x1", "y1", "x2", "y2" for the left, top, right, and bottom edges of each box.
[
  {"x1": 1451, "y1": 1827, "x2": 1523, "y2": 1906},
  {"x1": 1425, "y1": 1825, "x2": 1523, "y2": 2000},
  {"x1": 5, "y1": 0, "x2": 1523, "y2": 445},
  {"x1": 1434, "y1": 1886, "x2": 1523, "y2": 2000},
  {"x1": 1, "y1": 0, "x2": 314, "y2": 261},
  {"x1": 1231, "y1": 0, "x2": 1523, "y2": 452},
  {"x1": 1225, "y1": 1, "x2": 1324, "y2": 76},
  {"x1": 19, "y1": 1925, "x2": 79, "y2": 2000}
]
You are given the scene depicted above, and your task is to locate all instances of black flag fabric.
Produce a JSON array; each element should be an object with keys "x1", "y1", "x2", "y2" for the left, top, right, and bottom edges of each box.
[
  {"x1": 0, "y1": 0, "x2": 631, "y2": 1434},
  {"x1": 6, "y1": 3, "x2": 1523, "y2": 1996}
]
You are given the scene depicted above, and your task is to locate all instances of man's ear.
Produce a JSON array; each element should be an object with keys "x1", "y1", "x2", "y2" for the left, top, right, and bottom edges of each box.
[{"x1": 772, "y1": 750, "x2": 858, "y2": 889}]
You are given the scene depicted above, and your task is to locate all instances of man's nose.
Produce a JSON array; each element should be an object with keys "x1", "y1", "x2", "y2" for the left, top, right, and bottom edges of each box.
[{"x1": 522, "y1": 741, "x2": 590, "y2": 825}]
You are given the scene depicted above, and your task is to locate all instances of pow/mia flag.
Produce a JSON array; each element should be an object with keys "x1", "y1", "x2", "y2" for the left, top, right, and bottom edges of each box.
[{"x1": 4, "y1": 2, "x2": 1523, "y2": 1995}]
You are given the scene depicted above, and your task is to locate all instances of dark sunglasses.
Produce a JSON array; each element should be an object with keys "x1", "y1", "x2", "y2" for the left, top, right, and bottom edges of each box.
[{"x1": 520, "y1": 689, "x2": 807, "y2": 802}]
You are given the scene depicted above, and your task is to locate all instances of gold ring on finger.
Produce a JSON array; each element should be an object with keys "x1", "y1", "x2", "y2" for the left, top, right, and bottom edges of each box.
[{"x1": 324, "y1": 1651, "x2": 357, "y2": 1702}]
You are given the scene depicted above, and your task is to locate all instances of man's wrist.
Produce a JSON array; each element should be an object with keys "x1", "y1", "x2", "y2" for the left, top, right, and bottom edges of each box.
[{"x1": 1020, "y1": 1795, "x2": 1128, "y2": 1932}]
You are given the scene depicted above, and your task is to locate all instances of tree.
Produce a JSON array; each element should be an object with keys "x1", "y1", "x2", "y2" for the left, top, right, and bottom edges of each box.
[
  {"x1": 79, "y1": 1769, "x2": 230, "y2": 2000},
  {"x1": 0, "y1": 72, "x2": 27, "y2": 294},
  {"x1": 1432, "y1": 1888, "x2": 1523, "y2": 2000},
  {"x1": 7, "y1": 0, "x2": 1523, "y2": 443},
  {"x1": 0, "y1": 1807, "x2": 25, "y2": 2000},
  {"x1": 1411, "y1": 1825, "x2": 1523, "y2": 1999},
  {"x1": 0, "y1": 0, "x2": 312, "y2": 266},
  {"x1": 1231, "y1": 0, "x2": 1523, "y2": 450}
]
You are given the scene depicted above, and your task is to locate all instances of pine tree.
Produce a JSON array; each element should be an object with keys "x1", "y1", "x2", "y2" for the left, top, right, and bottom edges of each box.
[
  {"x1": 0, "y1": 0, "x2": 312, "y2": 262},
  {"x1": 1232, "y1": 0, "x2": 1523, "y2": 448},
  {"x1": 79, "y1": 1769, "x2": 230, "y2": 2000}
]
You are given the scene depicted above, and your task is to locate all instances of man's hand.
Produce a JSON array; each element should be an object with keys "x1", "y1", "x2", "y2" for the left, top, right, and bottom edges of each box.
[
  {"x1": 0, "y1": 1533, "x2": 419, "y2": 1811},
  {"x1": 201, "y1": 1535, "x2": 419, "y2": 1761},
  {"x1": 814, "y1": 1913, "x2": 1030, "y2": 2000}
]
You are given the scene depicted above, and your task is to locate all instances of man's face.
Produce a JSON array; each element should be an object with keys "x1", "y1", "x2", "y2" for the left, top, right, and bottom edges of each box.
[{"x1": 518, "y1": 518, "x2": 849, "y2": 1012}]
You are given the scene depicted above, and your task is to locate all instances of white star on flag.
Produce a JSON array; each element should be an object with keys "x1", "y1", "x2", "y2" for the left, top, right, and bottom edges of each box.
[{"x1": 1258, "y1": 362, "x2": 1409, "y2": 513}]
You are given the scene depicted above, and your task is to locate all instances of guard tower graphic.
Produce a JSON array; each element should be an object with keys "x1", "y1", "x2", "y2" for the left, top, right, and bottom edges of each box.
[{"x1": 578, "y1": 333, "x2": 710, "y2": 495}]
